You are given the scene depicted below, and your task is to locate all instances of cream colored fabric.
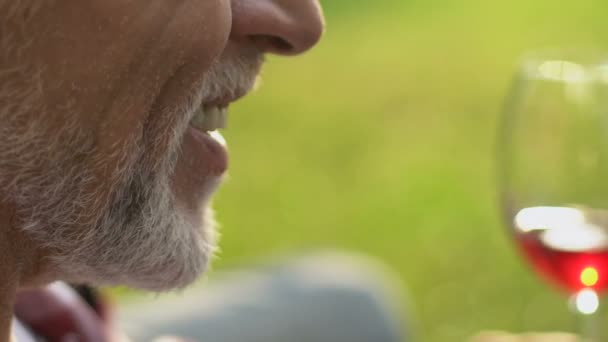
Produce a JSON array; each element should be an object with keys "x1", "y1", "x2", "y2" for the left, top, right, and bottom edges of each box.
[
  {"x1": 470, "y1": 331, "x2": 580, "y2": 342},
  {"x1": 11, "y1": 319, "x2": 35, "y2": 342}
]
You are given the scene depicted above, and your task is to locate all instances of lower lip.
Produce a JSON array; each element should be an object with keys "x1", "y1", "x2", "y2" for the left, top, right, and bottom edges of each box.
[{"x1": 183, "y1": 126, "x2": 228, "y2": 176}]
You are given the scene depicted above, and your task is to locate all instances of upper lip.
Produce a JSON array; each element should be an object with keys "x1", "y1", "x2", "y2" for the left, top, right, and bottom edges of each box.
[
  {"x1": 203, "y1": 90, "x2": 249, "y2": 108},
  {"x1": 197, "y1": 54, "x2": 264, "y2": 108}
]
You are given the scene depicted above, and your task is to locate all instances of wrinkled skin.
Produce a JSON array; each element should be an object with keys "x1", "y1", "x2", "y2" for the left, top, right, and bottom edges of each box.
[{"x1": 0, "y1": 1, "x2": 324, "y2": 340}]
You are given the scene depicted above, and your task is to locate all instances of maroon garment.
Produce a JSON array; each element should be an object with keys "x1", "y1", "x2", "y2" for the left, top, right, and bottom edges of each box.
[{"x1": 14, "y1": 283, "x2": 110, "y2": 342}]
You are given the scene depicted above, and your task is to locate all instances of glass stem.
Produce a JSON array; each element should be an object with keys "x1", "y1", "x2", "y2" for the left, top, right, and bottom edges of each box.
[
  {"x1": 572, "y1": 289, "x2": 601, "y2": 342},
  {"x1": 582, "y1": 312, "x2": 600, "y2": 342}
]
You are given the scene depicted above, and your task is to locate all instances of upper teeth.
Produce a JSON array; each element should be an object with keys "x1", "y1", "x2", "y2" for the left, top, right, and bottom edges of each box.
[{"x1": 190, "y1": 106, "x2": 228, "y2": 132}]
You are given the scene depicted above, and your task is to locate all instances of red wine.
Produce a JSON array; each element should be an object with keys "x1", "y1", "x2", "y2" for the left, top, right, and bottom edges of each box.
[{"x1": 513, "y1": 206, "x2": 608, "y2": 294}]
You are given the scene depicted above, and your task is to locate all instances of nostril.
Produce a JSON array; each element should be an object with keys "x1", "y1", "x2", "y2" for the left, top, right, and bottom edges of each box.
[
  {"x1": 250, "y1": 35, "x2": 294, "y2": 55},
  {"x1": 231, "y1": 0, "x2": 324, "y2": 56}
]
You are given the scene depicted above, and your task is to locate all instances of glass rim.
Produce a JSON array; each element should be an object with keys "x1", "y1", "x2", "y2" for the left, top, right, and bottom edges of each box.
[
  {"x1": 518, "y1": 47, "x2": 608, "y2": 83},
  {"x1": 520, "y1": 46, "x2": 608, "y2": 66}
]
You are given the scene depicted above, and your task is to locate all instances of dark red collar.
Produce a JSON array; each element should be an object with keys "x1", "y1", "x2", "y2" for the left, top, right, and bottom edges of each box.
[{"x1": 14, "y1": 283, "x2": 109, "y2": 342}]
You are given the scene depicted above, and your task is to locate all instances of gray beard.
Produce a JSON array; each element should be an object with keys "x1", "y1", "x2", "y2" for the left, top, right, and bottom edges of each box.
[
  {"x1": 0, "y1": 14, "x2": 260, "y2": 289},
  {"x1": 0, "y1": 86, "x2": 217, "y2": 291}
]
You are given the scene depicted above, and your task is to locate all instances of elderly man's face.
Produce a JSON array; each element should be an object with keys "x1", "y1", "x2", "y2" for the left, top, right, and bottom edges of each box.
[{"x1": 0, "y1": 1, "x2": 323, "y2": 290}]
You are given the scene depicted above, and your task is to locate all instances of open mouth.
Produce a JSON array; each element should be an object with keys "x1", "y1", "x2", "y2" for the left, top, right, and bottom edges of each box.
[
  {"x1": 180, "y1": 74, "x2": 256, "y2": 178},
  {"x1": 190, "y1": 105, "x2": 228, "y2": 133},
  {"x1": 180, "y1": 102, "x2": 232, "y2": 179},
  {"x1": 187, "y1": 103, "x2": 230, "y2": 152}
]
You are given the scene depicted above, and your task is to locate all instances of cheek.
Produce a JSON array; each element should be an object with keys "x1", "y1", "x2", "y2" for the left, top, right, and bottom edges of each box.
[
  {"x1": 29, "y1": 1, "x2": 231, "y2": 124},
  {"x1": 23, "y1": 0, "x2": 232, "y2": 196},
  {"x1": 182, "y1": 0, "x2": 233, "y2": 60}
]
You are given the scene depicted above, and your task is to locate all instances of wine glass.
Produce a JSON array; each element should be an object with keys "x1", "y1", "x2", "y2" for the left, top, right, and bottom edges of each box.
[{"x1": 499, "y1": 49, "x2": 608, "y2": 340}]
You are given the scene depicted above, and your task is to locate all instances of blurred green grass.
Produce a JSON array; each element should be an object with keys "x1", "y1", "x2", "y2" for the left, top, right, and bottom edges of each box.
[{"x1": 137, "y1": 1, "x2": 608, "y2": 341}]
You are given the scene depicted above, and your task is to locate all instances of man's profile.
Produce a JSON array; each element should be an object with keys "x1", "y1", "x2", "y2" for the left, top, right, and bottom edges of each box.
[{"x1": 0, "y1": 1, "x2": 324, "y2": 340}]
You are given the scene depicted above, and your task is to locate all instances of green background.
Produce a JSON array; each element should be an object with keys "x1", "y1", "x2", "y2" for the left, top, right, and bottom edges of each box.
[{"x1": 127, "y1": 1, "x2": 608, "y2": 341}]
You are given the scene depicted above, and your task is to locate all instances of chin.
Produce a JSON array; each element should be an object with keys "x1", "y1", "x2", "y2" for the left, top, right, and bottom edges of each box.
[
  {"x1": 118, "y1": 206, "x2": 219, "y2": 292},
  {"x1": 51, "y1": 171, "x2": 223, "y2": 292},
  {"x1": 57, "y1": 203, "x2": 219, "y2": 292}
]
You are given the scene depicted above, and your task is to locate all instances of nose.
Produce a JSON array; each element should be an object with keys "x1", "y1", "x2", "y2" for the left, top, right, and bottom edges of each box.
[{"x1": 230, "y1": 0, "x2": 325, "y2": 56}]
